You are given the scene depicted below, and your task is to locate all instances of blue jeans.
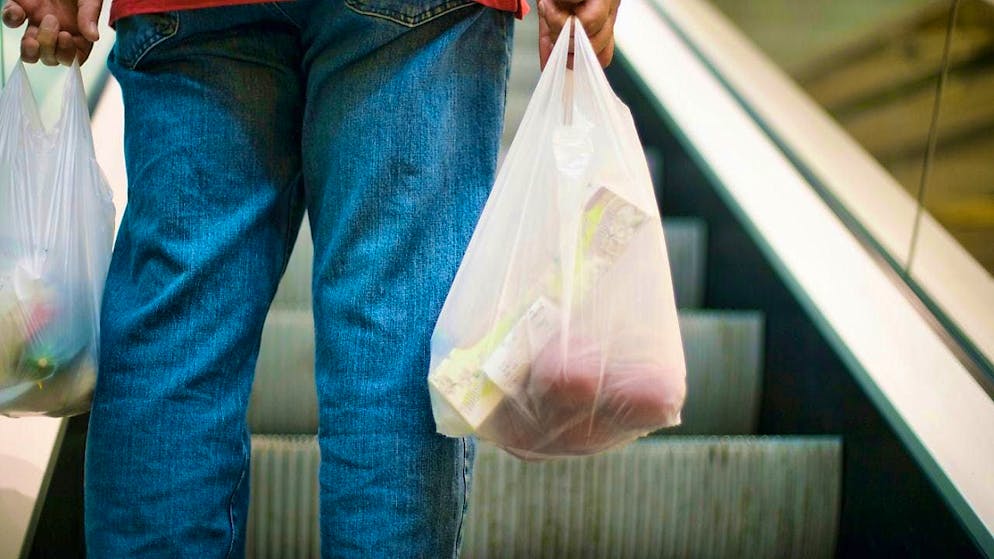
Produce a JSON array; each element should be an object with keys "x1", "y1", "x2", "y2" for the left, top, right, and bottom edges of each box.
[{"x1": 84, "y1": 2, "x2": 512, "y2": 556}]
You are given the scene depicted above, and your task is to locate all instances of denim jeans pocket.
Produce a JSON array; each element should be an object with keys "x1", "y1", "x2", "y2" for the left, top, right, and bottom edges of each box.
[
  {"x1": 344, "y1": 0, "x2": 477, "y2": 27},
  {"x1": 112, "y1": 12, "x2": 180, "y2": 70}
]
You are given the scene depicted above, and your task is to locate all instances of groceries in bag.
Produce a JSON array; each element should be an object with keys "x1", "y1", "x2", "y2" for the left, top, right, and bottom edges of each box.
[{"x1": 428, "y1": 19, "x2": 686, "y2": 459}]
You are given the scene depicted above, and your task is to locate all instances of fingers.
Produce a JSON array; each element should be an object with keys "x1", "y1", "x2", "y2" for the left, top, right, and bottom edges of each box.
[
  {"x1": 56, "y1": 30, "x2": 75, "y2": 66},
  {"x1": 538, "y1": 0, "x2": 619, "y2": 68},
  {"x1": 597, "y1": 36, "x2": 614, "y2": 67},
  {"x1": 538, "y1": 8, "x2": 574, "y2": 71},
  {"x1": 585, "y1": 8, "x2": 617, "y2": 67},
  {"x1": 574, "y1": 0, "x2": 619, "y2": 67},
  {"x1": 536, "y1": 0, "x2": 570, "y2": 45},
  {"x1": 2, "y1": 0, "x2": 26, "y2": 28},
  {"x1": 77, "y1": 0, "x2": 101, "y2": 42},
  {"x1": 17, "y1": 13, "x2": 94, "y2": 66},
  {"x1": 537, "y1": 11, "x2": 553, "y2": 70},
  {"x1": 21, "y1": 24, "x2": 39, "y2": 63},
  {"x1": 73, "y1": 35, "x2": 94, "y2": 65},
  {"x1": 573, "y1": 0, "x2": 611, "y2": 40},
  {"x1": 37, "y1": 14, "x2": 59, "y2": 65}
]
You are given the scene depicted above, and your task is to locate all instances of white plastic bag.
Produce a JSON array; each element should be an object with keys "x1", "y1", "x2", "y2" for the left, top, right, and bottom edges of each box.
[
  {"x1": 428, "y1": 19, "x2": 686, "y2": 459},
  {"x1": 0, "y1": 62, "x2": 114, "y2": 417}
]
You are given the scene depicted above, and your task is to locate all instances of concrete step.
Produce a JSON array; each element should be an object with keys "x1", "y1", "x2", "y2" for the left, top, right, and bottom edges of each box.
[
  {"x1": 249, "y1": 309, "x2": 762, "y2": 437},
  {"x1": 244, "y1": 436, "x2": 841, "y2": 559}
]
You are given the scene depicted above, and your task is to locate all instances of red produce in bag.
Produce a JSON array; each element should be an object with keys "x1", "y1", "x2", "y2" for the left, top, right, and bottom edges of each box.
[{"x1": 428, "y1": 18, "x2": 686, "y2": 459}]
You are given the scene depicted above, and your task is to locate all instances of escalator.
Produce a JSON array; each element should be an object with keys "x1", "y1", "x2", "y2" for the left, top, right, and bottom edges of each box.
[
  {"x1": 244, "y1": 6, "x2": 991, "y2": 557},
  {"x1": 4, "y1": 1, "x2": 993, "y2": 557},
  {"x1": 246, "y1": 193, "x2": 843, "y2": 558}
]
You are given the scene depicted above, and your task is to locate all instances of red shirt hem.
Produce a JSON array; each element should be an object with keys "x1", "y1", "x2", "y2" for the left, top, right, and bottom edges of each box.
[{"x1": 111, "y1": 0, "x2": 529, "y2": 25}]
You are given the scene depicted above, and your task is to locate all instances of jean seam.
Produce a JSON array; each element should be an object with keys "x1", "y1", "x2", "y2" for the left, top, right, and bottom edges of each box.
[
  {"x1": 502, "y1": 12, "x2": 512, "y2": 106},
  {"x1": 344, "y1": 0, "x2": 476, "y2": 28},
  {"x1": 452, "y1": 437, "x2": 470, "y2": 558},
  {"x1": 225, "y1": 433, "x2": 249, "y2": 559},
  {"x1": 127, "y1": 13, "x2": 180, "y2": 70},
  {"x1": 280, "y1": 174, "x2": 302, "y2": 275},
  {"x1": 269, "y1": 2, "x2": 301, "y2": 30}
]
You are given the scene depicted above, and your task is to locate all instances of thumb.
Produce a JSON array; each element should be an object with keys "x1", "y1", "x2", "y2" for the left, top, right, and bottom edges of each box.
[
  {"x1": 3, "y1": 1, "x2": 27, "y2": 28},
  {"x1": 77, "y1": 0, "x2": 102, "y2": 42},
  {"x1": 538, "y1": 13, "x2": 553, "y2": 70}
]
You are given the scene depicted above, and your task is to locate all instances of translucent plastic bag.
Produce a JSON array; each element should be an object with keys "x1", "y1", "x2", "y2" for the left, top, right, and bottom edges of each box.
[
  {"x1": 428, "y1": 19, "x2": 686, "y2": 459},
  {"x1": 0, "y1": 62, "x2": 114, "y2": 417}
]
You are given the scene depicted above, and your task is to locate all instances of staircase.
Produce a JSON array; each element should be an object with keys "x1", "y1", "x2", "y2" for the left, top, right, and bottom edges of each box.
[{"x1": 244, "y1": 14, "x2": 842, "y2": 559}]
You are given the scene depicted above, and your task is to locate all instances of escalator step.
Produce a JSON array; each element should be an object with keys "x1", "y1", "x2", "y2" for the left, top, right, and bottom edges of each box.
[
  {"x1": 670, "y1": 311, "x2": 764, "y2": 435},
  {"x1": 464, "y1": 437, "x2": 841, "y2": 559},
  {"x1": 272, "y1": 218, "x2": 313, "y2": 311},
  {"x1": 269, "y1": 217, "x2": 706, "y2": 312},
  {"x1": 247, "y1": 435, "x2": 320, "y2": 559},
  {"x1": 664, "y1": 217, "x2": 707, "y2": 309},
  {"x1": 248, "y1": 307, "x2": 761, "y2": 437},
  {"x1": 249, "y1": 309, "x2": 318, "y2": 435},
  {"x1": 244, "y1": 436, "x2": 841, "y2": 559}
]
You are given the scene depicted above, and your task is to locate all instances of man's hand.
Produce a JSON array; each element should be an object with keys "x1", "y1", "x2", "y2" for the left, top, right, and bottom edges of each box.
[
  {"x1": 2, "y1": 0, "x2": 102, "y2": 66},
  {"x1": 537, "y1": 0, "x2": 620, "y2": 70}
]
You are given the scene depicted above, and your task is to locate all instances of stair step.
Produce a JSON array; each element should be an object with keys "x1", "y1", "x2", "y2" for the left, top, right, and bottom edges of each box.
[
  {"x1": 269, "y1": 217, "x2": 706, "y2": 313},
  {"x1": 272, "y1": 218, "x2": 313, "y2": 310},
  {"x1": 244, "y1": 436, "x2": 841, "y2": 559},
  {"x1": 464, "y1": 437, "x2": 841, "y2": 559},
  {"x1": 249, "y1": 309, "x2": 318, "y2": 435},
  {"x1": 673, "y1": 311, "x2": 764, "y2": 435},
  {"x1": 664, "y1": 217, "x2": 707, "y2": 309},
  {"x1": 250, "y1": 308, "x2": 763, "y2": 437},
  {"x1": 247, "y1": 435, "x2": 320, "y2": 559}
]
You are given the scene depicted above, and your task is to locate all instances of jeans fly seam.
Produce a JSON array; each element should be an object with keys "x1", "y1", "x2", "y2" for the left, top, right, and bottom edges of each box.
[{"x1": 224, "y1": 433, "x2": 249, "y2": 559}]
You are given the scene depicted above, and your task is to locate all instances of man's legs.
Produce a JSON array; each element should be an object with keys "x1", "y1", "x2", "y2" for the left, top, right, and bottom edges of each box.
[
  {"x1": 84, "y1": 7, "x2": 305, "y2": 556},
  {"x1": 296, "y1": 2, "x2": 513, "y2": 556}
]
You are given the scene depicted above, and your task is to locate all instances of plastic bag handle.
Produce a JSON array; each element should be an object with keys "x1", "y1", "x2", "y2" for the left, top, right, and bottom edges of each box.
[
  {"x1": 562, "y1": 17, "x2": 575, "y2": 126},
  {"x1": 1, "y1": 23, "x2": 6, "y2": 88}
]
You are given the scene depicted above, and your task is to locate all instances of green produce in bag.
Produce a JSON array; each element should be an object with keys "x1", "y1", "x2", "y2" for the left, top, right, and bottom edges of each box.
[{"x1": 0, "y1": 62, "x2": 114, "y2": 417}]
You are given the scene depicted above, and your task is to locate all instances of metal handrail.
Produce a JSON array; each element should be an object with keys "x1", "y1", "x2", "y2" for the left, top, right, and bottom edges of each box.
[{"x1": 647, "y1": 0, "x2": 994, "y2": 395}]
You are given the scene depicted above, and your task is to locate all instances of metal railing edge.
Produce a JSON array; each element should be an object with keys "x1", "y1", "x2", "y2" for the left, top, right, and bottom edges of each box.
[{"x1": 647, "y1": 0, "x2": 994, "y2": 397}]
